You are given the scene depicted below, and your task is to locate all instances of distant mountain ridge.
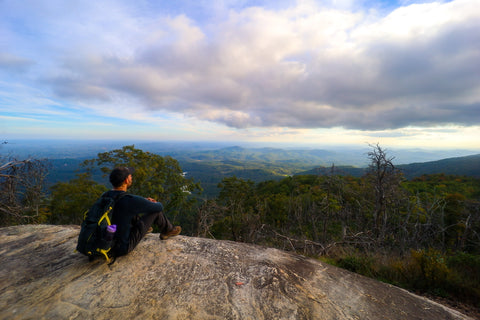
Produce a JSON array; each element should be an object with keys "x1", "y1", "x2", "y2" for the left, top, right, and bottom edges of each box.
[
  {"x1": 7, "y1": 140, "x2": 477, "y2": 166},
  {"x1": 171, "y1": 146, "x2": 347, "y2": 167},
  {"x1": 7, "y1": 141, "x2": 477, "y2": 196},
  {"x1": 45, "y1": 149, "x2": 480, "y2": 199},
  {"x1": 398, "y1": 153, "x2": 480, "y2": 179},
  {"x1": 302, "y1": 154, "x2": 480, "y2": 179}
]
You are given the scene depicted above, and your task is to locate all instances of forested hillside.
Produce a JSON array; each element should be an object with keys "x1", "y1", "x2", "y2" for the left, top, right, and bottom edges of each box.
[
  {"x1": 301, "y1": 154, "x2": 480, "y2": 180},
  {"x1": 398, "y1": 154, "x2": 480, "y2": 179},
  {"x1": 46, "y1": 149, "x2": 480, "y2": 197}
]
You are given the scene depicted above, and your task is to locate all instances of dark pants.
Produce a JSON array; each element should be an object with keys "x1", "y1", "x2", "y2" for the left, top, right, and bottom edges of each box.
[{"x1": 127, "y1": 211, "x2": 173, "y2": 253}]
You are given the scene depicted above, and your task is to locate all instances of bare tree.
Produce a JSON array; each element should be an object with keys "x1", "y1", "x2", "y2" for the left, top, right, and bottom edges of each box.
[
  {"x1": 365, "y1": 143, "x2": 404, "y2": 242},
  {"x1": 195, "y1": 199, "x2": 224, "y2": 238},
  {"x1": 0, "y1": 157, "x2": 49, "y2": 226}
]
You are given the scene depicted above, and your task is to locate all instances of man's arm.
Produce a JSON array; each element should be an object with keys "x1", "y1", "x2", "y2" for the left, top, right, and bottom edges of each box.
[{"x1": 129, "y1": 195, "x2": 164, "y2": 213}]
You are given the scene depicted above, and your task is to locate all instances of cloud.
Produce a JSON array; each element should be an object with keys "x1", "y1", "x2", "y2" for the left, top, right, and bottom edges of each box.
[
  {"x1": 0, "y1": 53, "x2": 34, "y2": 73},
  {"x1": 2, "y1": 0, "x2": 479, "y2": 131}
]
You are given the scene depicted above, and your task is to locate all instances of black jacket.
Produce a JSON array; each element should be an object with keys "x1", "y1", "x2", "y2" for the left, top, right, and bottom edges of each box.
[{"x1": 103, "y1": 190, "x2": 164, "y2": 256}]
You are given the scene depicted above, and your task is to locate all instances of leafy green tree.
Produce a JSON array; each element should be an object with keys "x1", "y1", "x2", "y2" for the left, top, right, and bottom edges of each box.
[
  {"x1": 48, "y1": 145, "x2": 202, "y2": 230},
  {"x1": 216, "y1": 176, "x2": 258, "y2": 242},
  {"x1": 83, "y1": 145, "x2": 202, "y2": 226},
  {"x1": 49, "y1": 172, "x2": 107, "y2": 224}
]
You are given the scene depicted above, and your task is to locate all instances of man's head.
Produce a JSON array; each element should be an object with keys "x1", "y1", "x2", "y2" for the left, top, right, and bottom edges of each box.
[{"x1": 109, "y1": 167, "x2": 134, "y2": 188}]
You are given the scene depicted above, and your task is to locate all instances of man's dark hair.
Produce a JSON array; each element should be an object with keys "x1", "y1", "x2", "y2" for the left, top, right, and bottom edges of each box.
[{"x1": 109, "y1": 167, "x2": 134, "y2": 188}]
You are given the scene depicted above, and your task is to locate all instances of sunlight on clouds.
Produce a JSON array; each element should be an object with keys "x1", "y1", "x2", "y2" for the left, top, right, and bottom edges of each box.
[
  {"x1": 231, "y1": 125, "x2": 480, "y2": 149},
  {"x1": 358, "y1": 126, "x2": 480, "y2": 149},
  {"x1": 353, "y1": 0, "x2": 479, "y2": 42},
  {"x1": 40, "y1": 0, "x2": 480, "y2": 133},
  {"x1": 193, "y1": 108, "x2": 262, "y2": 128},
  {"x1": 362, "y1": 2, "x2": 447, "y2": 39},
  {"x1": 1, "y1": 0, "x2": 479, "y2": 148},
  {"x1": 165, "y1": 15, "x2": 206, "y2": 49}
]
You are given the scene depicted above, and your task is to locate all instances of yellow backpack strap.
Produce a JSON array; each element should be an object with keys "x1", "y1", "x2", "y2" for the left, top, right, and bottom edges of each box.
[
  {"x1": 97, "y1": 192, "x2": 128, "y2": 226},
  {"x1": 98, "y1": 206, "x2": 113, "y2": 226},
  {"x1": 97, "y1": 248, "x2": 113, "y2": 264}
]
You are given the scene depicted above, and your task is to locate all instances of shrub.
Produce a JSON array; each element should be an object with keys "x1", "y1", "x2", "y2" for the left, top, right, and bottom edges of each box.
[
  {"x1": 410, "y1": 248, "x2": 450, "y2": 290},
  {"x1": 337, "y1": 254, "x2": 375, "y2": 277},
  {"x1": 447, "y1": 252, "x2": 480, "y2": 307}
]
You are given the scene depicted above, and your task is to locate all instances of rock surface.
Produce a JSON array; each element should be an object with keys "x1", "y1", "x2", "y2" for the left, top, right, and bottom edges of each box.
[{"x1": 0, "y1": 225, "x2": 473, "y2": 320}]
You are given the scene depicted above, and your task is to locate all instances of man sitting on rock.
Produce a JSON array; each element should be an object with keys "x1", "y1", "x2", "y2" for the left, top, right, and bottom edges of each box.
[{"x1": 105, "y1": 167, "x2": 181, "y2": 257}]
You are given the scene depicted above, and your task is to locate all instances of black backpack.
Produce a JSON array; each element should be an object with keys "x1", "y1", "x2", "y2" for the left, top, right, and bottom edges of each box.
[{"x1": 76, "y1": 192, "x2": 127, "y2": 264}]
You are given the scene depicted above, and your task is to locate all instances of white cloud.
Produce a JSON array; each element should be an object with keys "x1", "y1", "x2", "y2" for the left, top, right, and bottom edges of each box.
[{"x1": 1, "y1": 0, "x2": 479, "y2": 135}]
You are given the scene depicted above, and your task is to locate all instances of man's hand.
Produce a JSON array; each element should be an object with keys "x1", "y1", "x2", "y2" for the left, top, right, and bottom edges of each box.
[{"x1": 146, "y1": 197, "x2": 157, "y2": 202}]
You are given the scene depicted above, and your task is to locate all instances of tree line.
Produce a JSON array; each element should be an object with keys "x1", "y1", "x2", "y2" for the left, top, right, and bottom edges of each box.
[
  {"x1": 199, "y1": 149, "x2": 480, "y2": 256},
  {"x1": 1, "y1": 144, "x2": 479, "y2": 310}
]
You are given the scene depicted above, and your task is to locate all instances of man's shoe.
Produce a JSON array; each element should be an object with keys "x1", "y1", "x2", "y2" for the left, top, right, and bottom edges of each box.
[{"x1": 160, "y1": 226, "x2": 181, "y2": 240}]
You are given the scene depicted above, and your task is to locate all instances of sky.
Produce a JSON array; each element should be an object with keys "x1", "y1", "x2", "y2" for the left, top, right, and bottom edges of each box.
[{"x1": 0, "y1": 0, "x2": 479, "y2": 150}]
